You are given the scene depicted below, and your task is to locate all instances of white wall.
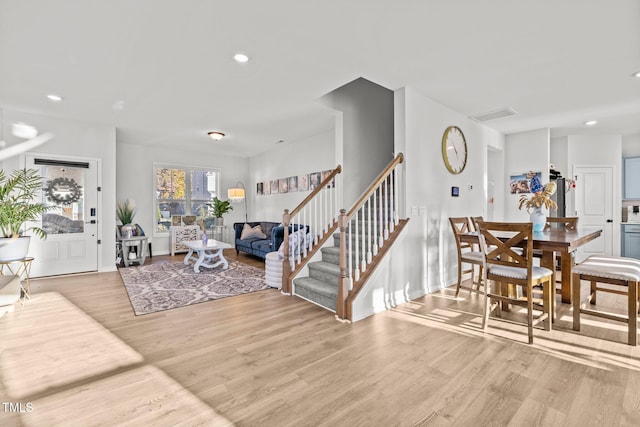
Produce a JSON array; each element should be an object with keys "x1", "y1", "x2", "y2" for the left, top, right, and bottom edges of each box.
[
  {"x1": 248, "y1": 130, "x2": 335, "y2": 222},
  {"x1": 504, "y1": 128, "x2": 550, "y2": 221},
  {"x1": 622, "y1": 134, "x2": 640, "y2": 157},
  {"x1": 319, "y1": 78, "x2": 395, "y2": 207},
  {"x1": 351, "y1": 87, "x2": 505, "y2": 321},
  {"x1": 1, "y1": 109, "x2": 117, "y2": 273},
  {"x1": 550, "y1": 136, "x2": 569, "y2": 177},
  {"x1": 116, "y1": 142, "x2": 249, "y2": 255},
  {"x1": 568, "y1": 134, "x2": 622, "y2": 253}
]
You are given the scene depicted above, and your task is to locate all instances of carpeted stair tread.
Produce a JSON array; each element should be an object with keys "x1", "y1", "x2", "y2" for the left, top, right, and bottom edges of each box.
[
  {"x1": 294, "y1": 277, "x2": 338, "y2": 311},
  {"x1": 308, "y1": 261, "x2": 340, "y2": 274}
]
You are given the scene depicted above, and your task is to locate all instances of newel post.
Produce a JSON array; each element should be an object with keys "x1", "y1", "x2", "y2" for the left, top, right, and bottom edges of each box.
[
  {"x1": 281, "y1": 209, "x2": 291, "y2": 293},
  {"x1": 337, "y1": 209, "x2": 349, "y2": 319}
]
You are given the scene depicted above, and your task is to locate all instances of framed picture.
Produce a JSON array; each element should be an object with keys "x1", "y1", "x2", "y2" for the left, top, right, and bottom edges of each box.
[
  {"x1": 309, "y1": 172, "x2": 321, "y2": 190},
  {"x1": 182, "y1": 215, "x2": 196, "y2": 225},
  {"x1": 263, "y1": 180, "x2": 271, "y2": 195},
  {"x1": 321, "y1": 170, "x2": 334, "y2": 188},
  {"x1": 270, "y1": 179, "x2": 279, "y2": 194},
  {"x1": 288, "y1": 176, "x2": 298, "y2": 192},
  {"x1": 279, "y1": 177, "x2": 289, "y2": 193},
  {"x1": 172, "y1": 215, "x2": 183, "y2": 226},
  {"x1": 257, "y1": 182, "x2": 263, "y2": 195},
  {"x1": 509, "y1": 171, "x2": 541, "y2": 194},
  {"x1": 298, "y1": 173, "x2": 309, "y2": 191}
]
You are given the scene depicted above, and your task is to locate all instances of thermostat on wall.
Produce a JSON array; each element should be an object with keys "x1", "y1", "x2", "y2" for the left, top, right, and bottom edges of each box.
[{"x1": 451, "y1": 186, "x2": 459, "y2": 197}]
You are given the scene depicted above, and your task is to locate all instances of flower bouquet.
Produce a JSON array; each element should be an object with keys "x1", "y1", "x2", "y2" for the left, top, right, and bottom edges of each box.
[{"x1": 518, "y1": 174, "x2": 558, "y2": 212}]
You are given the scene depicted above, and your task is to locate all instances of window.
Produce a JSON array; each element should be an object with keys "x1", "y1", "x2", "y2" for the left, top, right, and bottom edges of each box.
[{"x1": 154, "y1": 164, "x2": 220, "y2": 234}]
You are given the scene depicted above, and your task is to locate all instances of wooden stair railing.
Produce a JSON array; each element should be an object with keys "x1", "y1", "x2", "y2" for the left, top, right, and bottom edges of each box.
[
  {"x1": 281, "y1": 165, "x2": 342, "y2": 293},
  {"x1": 337, "y1": 153, "x2": 407, "y2": 320}
]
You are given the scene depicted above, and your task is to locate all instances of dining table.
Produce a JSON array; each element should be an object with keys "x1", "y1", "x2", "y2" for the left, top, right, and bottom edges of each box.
[{"x1": 461, "y1": 226, "x2": 603, "y2": 304}]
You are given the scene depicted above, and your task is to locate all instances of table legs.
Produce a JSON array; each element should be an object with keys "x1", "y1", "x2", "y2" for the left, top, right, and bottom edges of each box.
[
  {"x1": 184, "y1": 248, "x2": 229, "y2": 273},
  {"x1": 540, "y1": 250, "x2": 573, "y2": 304},
  {"x1": 560, "y1": 251, "x2": 574, "y2": 304}
]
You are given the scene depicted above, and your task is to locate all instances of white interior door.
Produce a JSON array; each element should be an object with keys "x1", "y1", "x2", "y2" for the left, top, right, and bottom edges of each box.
[
  {"x1": 573, "y1": 165, "x2": 613, "y2": 261},
  {"x1": 25, "y1": 155, "x2": 99, "y2": 277}
]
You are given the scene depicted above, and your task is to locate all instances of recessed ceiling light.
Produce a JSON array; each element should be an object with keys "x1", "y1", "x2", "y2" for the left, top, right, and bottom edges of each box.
[
  {"x1": 633, "y1": 71, "x2": 640, "y2": 78},
  {"x1": 233, "y1": 53, "x2": 249, "y2": 63},
  {"x1": 47, "y1": 94, "x2": 63, "y2": 102},
  {"x1": 585, "y1": 120, "x2": 598, "y2": 126}
]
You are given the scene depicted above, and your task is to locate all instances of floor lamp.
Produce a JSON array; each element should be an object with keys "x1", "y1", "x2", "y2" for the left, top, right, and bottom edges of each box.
[{"x1": 228, "y1": 181, "x2": 248, "y2": 223}]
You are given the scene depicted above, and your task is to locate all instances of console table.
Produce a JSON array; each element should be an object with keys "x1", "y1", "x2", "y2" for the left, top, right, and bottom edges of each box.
[{"x1": 170, "y1": 225, "x2": 201, "y2": 256}]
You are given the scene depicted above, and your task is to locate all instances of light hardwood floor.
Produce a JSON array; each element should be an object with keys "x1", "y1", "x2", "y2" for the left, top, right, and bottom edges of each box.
[{"x1": 2, "y1": 252, "x2": 640, "y2": 426}]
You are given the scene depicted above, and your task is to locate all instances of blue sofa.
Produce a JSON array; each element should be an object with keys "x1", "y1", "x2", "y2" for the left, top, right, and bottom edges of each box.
[{"x1": 233, "y1": 222, "x2": 309, "y2": 259}]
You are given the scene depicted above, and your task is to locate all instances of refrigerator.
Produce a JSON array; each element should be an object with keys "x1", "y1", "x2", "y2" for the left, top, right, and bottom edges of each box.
[{"x1": 549, "y1": 177, "x2": 566, "y2": 217}]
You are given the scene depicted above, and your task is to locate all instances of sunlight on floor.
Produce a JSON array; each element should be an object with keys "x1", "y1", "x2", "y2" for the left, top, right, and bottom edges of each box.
[
  {"x1": 24, "y1": 366, "x2": 233, "y2": 426},
  {"x1": 388, "y1": 288, "x2": 640, "y2": 374},
  {"x1": 0, "y1": 292, "x2": 144, "y2": 399},
  {"x1": 0, "y1": 292, "x2": 234, "y2": 426}
]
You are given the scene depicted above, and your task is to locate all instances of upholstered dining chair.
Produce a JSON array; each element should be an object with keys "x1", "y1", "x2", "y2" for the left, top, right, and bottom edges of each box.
[
  {"x1": 448, "y1": 217, "x2": 484, "y2": 297},
  {"x1": 476, "y1": 220, "x2": 555, "y2": 344}
]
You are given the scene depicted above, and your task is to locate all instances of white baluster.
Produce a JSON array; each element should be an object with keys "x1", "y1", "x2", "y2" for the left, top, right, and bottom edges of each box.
[{"x1": 367, "y1": 198, "x2": 372, "y2": 263}]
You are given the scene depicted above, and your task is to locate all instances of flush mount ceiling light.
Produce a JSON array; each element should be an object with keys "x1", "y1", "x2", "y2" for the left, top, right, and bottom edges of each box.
[
  {"x1": 208, "y1": 131, "x2": 225, "y2": 141},
  {"x1": 633, "y1": 71, "x2": 640, "y2": 78},
  {"x1": 11, "y1": 122, "x2": 38, "y2": 139},
  {"x1": 47, "y1": 94, "x2": 63, "y2": 102},
  {"x1": 585, "y1": 120, "x2": 598, "y2": 126},
  {"x1": 233, "y1": 53, "x2": 249, "y2": 63}
]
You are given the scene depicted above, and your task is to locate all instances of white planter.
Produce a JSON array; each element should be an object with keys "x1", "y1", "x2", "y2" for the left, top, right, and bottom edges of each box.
[{"x1": 0, "y1": 236, "x2": 31, "y2": 261}]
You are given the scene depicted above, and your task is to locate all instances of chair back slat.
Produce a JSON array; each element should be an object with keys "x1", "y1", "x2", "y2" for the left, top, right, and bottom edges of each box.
[
  {"x1": 476, "y1": 221, "x2": 533, "y2": 274},
  {"x1": 545, "y1": 216, "x2": 579, "y2": 231},
  {"x1": 449, "y1": 217, "x2": 474, "y2": 251}
]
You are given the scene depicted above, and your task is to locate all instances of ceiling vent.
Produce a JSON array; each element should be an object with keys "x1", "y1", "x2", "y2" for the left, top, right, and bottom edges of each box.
[{"x1": 469, "y1": 107, "x2": 517, "y2": 122}]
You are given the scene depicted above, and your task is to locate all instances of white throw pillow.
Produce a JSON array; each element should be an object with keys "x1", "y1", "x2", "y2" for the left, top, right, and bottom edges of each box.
[{"x1": 240, "y1": 223, "x2": 267, "y2": 240}]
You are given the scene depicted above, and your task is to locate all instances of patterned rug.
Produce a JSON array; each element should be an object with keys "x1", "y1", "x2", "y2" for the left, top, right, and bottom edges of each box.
[{"x1": 118, "y1": 260, "x2": 268, "y2": 315}]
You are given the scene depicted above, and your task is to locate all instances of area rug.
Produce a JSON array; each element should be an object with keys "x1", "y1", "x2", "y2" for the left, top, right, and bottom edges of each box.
[{"x1": 118, "y1": 260, "x2": 268, "y2": 315}]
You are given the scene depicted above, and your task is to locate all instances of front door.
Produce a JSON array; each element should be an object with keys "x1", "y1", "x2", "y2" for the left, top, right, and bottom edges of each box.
[
  {"x1": 573, "y1": 165, "x2": 614, "y2": 261},
  {"x1": 25, "y1": 155, "x2": 99, "y2": 277}
]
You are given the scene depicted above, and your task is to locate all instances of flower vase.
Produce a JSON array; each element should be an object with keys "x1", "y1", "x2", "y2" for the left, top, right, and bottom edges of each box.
[
  {"x1": 120, "y1": 223, "x2": 136, "y2": 238},
  {"x1": 530, "y1": 207, "x2": 546, "y2": 232}
]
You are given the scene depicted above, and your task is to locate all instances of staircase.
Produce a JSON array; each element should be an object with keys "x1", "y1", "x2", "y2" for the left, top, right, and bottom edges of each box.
[
  {"x1": 294, "y1": 216, "x2": 379, "y2": 311},
  {"x1": 283, "y1": 153, "x2": 407, "y2": 320}
]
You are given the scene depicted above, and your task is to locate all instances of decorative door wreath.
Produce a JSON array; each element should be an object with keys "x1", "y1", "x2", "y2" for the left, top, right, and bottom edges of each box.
[{"x1": 44, "y1": 177, "x2": 83, "y2": 205}]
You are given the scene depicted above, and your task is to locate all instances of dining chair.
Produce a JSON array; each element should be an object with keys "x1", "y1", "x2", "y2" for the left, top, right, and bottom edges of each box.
[
  {"x1": 448, "y1": 217, "x2": 484, "y2": 297},
  {"x1": 572, "y1": 255, "x2": 640, "y2": 346},
  {"x1": 545, "y1": 216, "x2": 579, "y2": 231},
  {"x1": 476, "y1": 220, "x2": 555, "y2": 344}
]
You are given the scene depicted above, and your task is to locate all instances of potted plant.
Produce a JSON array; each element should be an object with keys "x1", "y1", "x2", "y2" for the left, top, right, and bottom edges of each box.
[
  {"x1": 209, "y1": 197, "x2": 233, "y2": 226},
  {"x1": 116, "y1": 199, "x2": 137, "y2": 238},
  {"x1": 0, "y1": 168, "x2": 53, "y2": 261}
]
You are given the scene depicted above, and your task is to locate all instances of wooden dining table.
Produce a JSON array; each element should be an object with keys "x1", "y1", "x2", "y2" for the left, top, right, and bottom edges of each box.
[{"x1": 461, "y1": 226, "x2": 603, "y2": 303}]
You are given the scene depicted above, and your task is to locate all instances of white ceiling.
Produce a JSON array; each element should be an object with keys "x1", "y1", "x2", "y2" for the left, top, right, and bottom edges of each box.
[{"x1": 1, "y1": 1, "x2": 639, "y2": 158}]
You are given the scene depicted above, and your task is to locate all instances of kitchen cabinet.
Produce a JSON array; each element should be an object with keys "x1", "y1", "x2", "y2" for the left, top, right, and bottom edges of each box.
[
  {"x1": 624, "y1": 157, "x2": 640, "y2": 199},
  {"x1": 623, "y1": 224, "x2": 640, "y2": 260}
]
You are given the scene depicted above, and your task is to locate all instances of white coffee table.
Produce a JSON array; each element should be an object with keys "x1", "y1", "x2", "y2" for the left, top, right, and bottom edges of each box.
[{"x1": 182, "y1": 239, "x2": 233, "y2": 273}]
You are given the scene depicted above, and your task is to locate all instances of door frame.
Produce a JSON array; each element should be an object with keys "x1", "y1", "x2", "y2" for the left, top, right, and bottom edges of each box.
[
  {"x1": 22, "y1": 151, "x2": 103, "y2": 275},
  {"x1": 573, "y1": 163, "x2": 619, "y2": 257}
]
